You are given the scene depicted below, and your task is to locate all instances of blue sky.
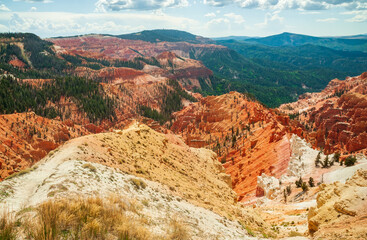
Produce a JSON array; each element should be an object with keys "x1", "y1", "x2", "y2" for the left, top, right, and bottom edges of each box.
[{"x1": 0, "y1": 0, "x2": 366, "y2": 38}]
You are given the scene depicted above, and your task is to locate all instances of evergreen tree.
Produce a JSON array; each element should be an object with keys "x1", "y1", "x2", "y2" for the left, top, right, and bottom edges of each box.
[
  {"x1": 308, "y1": 177, "x2": 315, "y2": 187},
  {"x1": 315, "y1": 152, "x2": 321, "y2": 167}
]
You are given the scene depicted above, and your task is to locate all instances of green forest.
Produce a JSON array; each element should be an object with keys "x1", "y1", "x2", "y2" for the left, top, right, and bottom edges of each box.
[{"x1": 0, "y1": 76, "x2": 115, "y2": 122}]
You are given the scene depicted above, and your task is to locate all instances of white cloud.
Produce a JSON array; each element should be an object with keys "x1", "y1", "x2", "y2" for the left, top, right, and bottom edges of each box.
[
  {"x1": 299, "y1": 10, "x2": 322, "y2": 14},
  {"x1": 14, "y1": 0, "x2": 52, "y2": 3},
  {"x1": 204, "y1": 0, "x2": 367, "y2": 11},
  {"x1": 256, "y1": 10, "x2": 284, "y2": 28},
  {"x1": 343, "y1": 9, "x2": 367, "y2": 22},
  {"x1": 30, "y1": 7, "x2": 37, "y2": 11},
  {"x1": 0, "y1": 4, "x2": 10, "y2": 11},
  {"x1": 2, "y1": 11, "x2": 199, "y2": 37},
  {"x1": 205, "y1": 12, "x2": 247, "y2": 36},
  {"x1": 317, "y1": 17, "x2": 338, "y2": 22},
  {"x1": 207, "y1": 17, "x2": 230, "y2": 25},
  {"x1": 204, "y1": 0, "x2": 233, "y2": 7},
  {"x1": 95, "y1": 0, "x2": 189, "y2": 12},
  {"x1": 224, "y1": 13, "x2": 245, "y2": 24},
  {"x1": 205, "y1": 12, "x2": 216, "y2": 17}
]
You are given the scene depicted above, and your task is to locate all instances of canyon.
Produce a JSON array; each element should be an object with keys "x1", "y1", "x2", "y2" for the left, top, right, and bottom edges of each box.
[{"x1": 1, "y1": 31, "x2": 367, "y2": 239}]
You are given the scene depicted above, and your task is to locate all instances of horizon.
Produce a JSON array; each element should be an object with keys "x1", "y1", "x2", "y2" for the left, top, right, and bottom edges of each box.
[
  {"x1": 0, "y1": 0, "x2": 366, "y2": 38},
  {"x1": 3, "y1": 29, "x2": 367, "y2": 40}
]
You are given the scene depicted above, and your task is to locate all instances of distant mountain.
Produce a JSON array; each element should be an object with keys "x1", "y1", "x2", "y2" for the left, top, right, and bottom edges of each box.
[
  {"x1": 114, "y1": 29, "x2": 214, "y2": 44},
  {"x1": 212, "y1": 36, "x2": 254, "y2": 41},
  {"x1": 190, "y1": 45, "x2": 352, "y2": 107},
  {"x1": 242, "y1": 32, "x2": 367, "y2": 52},
  {"x1": 337, "y1": 34, "x2": 367, "y2": 40},
  {"x1": 218, "y1": 40, "x2": 367, "y2": 73}
]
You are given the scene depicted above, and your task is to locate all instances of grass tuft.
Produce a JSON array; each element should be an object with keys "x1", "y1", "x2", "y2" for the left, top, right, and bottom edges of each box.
[
  {"x1": 23, "y1": 196, "x2": 152, "y2": 240},
  {"x1": 168, "y1": 218, "x2": 190, "y2": 240},
  {"x1": 0, "y1": 211, "x2": 17, "y2": 240},
  {"x1": 130, "y1": 178, "x2": 147, "y2": 190},
  {"x1": 5, "y1": 165, "x2": 38, "y2": 180},
  {"x1": 82, "y1": 163, "x2": 97, "y2": 172}
]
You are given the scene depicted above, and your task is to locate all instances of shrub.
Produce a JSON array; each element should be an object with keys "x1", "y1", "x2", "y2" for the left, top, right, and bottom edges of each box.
[
  {"x1": 345, "y1": 155, "x2": 357, "y2": 167},
  {"x1": 301, "y1": 182, "x2": 309, "y2": 192},
  {"x1": 82, "y1": 163, "x2": 97, "y2": 172},
  {"x1": 130, "y1": 178, "x2": 147, "y2": 190},
  {"x1": 168, "y1": 218, "x2": 189, "y2": 240}
]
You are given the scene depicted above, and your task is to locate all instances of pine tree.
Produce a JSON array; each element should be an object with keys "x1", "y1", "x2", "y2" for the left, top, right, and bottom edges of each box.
[
  {"x1": 333, "y1": 152, "x2": 340, "y2": 163},
  {"x1": 315, "y1": 152, "x2": 321, "y2": 167},
  {"x1": 308, "y1": 177, "x2": 315, "y2": 187},
  {"x1": 322, "y1": 155, "x2": 330, "y2": 168},
  {"x1": 295, "y1": 177, "x2": 304, "y2": 188}
]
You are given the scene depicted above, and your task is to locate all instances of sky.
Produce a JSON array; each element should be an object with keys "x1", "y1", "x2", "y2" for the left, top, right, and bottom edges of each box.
[{"x1": 0, "y1": 0, "x2": 366, "y2": 38}]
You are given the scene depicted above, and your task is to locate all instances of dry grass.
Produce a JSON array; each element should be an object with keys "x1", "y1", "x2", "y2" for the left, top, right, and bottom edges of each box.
[
  {"x1": 0, "y1": 211, "x2": 17, "y2": 240},
  {"x1": 288, "y1": 230, "x2": 304, "y2": 237},
  {"x1": 82, "y1": 163, "x2": 97, "y2": 172},
  {"x1": 1, "y1": 194, "x2": 193, "y2": 240},
  {"x1": 23, "y1": 196, "x2": 152, "y2": 240},
  {"x1": 168, "y1": 218, "x2": 189, "y2": 240},
  {"x1": 130, "y1": 178, "x2": 147, "y2": 190},
  {"x1": 5, "y1": 165, "x2": 38, "y2": 180}
]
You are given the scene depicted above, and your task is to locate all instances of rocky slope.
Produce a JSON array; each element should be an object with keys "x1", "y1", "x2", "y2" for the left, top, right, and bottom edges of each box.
[
  {"x1": 171, "y1": 91, "x2": 303, "y2": 201},
  {"x1": 49, "y1": 34, "x2": 225, "y2": 61},
  {"x1": 50, "y1": 35, "x2": 216, "y2": 91},
  {"x1": 0, "y1": 112, "x2": 91, "y2": 180},
  {"x1": 279, "y1": 72, "x2": 367, "y2": 155},
  {"x1": 308, "y1": 169, "x2": 367, "y2": 239},
  {"x1": 0, "y1": 123, "x2": 270, "y2": 239}
]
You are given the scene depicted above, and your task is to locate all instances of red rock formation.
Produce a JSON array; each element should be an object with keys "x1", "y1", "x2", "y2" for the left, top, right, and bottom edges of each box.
[
  {"x1": 9, "y1": 58, "x2": 26, "y2": 68},
  {"x1": 0, "y1": 112, "x2": 91, "y2": 180},
  {"x1": 279, "y1": 72, "x2": 367, "y2": 155},
  {"x1": 171, "y1": 92, "x2": 299, "y2": 201},
  {"x1": 48, "y1": 35, "x2": 225, "y2": 61},
  {"x1": 49, "y1": 35, "x2": 218, "y2": 91}
]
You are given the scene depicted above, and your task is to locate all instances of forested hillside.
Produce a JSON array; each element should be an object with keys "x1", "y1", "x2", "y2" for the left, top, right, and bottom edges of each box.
[{"x1": 0, "y1": 76, "x2": 115, "y2": 122}]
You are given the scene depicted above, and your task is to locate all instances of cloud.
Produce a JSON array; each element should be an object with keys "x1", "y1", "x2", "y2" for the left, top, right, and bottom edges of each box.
[
  {"x1": 317, "y1": 17, "x2": 338, "y2": 22},
  {"x1": 207, "y1": 17, "x2": 230, "y2": 25},
  {"x1": 205, "y1": 12, "x2": 247, "y2": 36},
  {"x1": 1, "y1": 11, "x2": 199, "y2": 37},
  {"x1": 203, "y1": 0, "x2": 233, "y2": 7},
  {"x1": 203, "y1": 0, "x2": 367, "y2": 11},
  {"x1": 14, "y1": 0, "x2": 52, "y2": 3},
  {"x1": 299, "y1": 11, "x2": 322, "y2": 14},
  {"x1": 205, "y1": 12, "x2": 216, "y2": 17},
  {"x1": 95, "y1": 0, "x2": 189, "y2": 12},
  {"x1": 0, "y1": 4, "x2": 10, "y2": 11},
  {"x1": 30, "y1": 7, "x2": 37, "y2": 11},
  {"x1": 224, "y1": 13, "x2": 245, "y2": 23},
  {"x1": 343, "y1": 9, "x2": 367, "y2": 22},
  {"x1": 256, "y1": 10, "x2": 283, "y2": 28}
]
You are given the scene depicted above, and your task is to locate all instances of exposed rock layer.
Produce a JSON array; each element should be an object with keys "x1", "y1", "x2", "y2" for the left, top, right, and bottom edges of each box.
[
  {"x1": 308, "y1": 169, "x2": 367, "y2": 239},
  {"x1": 171, "y1": 92, "x2": 303, "y2": 200},
  {"x1": 279, "y1": 72, "x2": 367, "y2": 155}
]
